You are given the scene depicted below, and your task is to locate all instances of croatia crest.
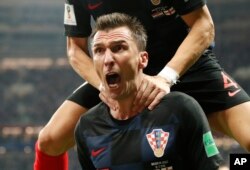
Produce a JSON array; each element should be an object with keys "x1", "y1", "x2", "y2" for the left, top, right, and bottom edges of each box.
[{"x1": 146, "y1": 129, "x2": 169, "y2": 158}]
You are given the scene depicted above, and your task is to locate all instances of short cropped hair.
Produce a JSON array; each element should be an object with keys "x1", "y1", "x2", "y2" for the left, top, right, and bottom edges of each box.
[{"x1": 91, "y1": 12, "x2": 147, "y2": 51}]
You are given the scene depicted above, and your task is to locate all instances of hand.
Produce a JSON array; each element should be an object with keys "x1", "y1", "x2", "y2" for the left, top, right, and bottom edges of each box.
[
  {"x1": 132, "y1": 74, "x2": 171, "y2": 113},
  {"x1": 98, "y1": 83, "x2": 118, "y2": 111}
]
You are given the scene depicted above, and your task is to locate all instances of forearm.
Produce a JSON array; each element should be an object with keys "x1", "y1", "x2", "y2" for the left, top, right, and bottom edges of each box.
[
  {"x1": 67, "y1": 37, "x2": 101, "y2": 89},
  {"x1": 70, "y1": 52, "x2": 100, "y2": 88},
  {"x1": 168, "y1": 21, "x2": 214, "y2": 76},
  {"x1": 162, "y1": 5, "x2": 214, "y2": 77}
]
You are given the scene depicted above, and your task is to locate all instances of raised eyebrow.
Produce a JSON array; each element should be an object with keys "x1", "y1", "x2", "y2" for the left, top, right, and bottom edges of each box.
[
  {"x1": 91, "y1": 41, "x2": 104, "y2": 50},
  {"x1": 92, "y1": 42, "x2": 101, "y2": 48},
  {"x1": 92, "y1": 40, "x2": 127, "y2": 48},
  {"x1": 110, "y1": 40, "x2": 128, "y2": 46}
]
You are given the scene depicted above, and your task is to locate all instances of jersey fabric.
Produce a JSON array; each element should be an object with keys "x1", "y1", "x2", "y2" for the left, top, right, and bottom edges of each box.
[
  {"x1": 64, "y1": 0, "x2": 250, "y2": 113},
  {"x1": 75, "y1": 92, "x2": 222, "y2": 170}
]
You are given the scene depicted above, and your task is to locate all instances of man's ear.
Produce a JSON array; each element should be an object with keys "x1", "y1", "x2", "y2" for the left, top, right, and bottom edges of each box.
[{"x1": 138, "y1": 51, "x2": 148, "y2": 69}]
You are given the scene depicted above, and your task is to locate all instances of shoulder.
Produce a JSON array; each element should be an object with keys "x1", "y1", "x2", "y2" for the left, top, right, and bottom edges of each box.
[
  {"x1": 157, "y1": 92, "x2": 206, "y2": 120},
  {"x1": 76, "y1": 102, "x2": 108, "y2": 130},
  {"x1": 146, "y1": 92, "x2": 198, "y2": 118},
  {"x1": 160, "y1": 91, "x2": 199, "y2": 108}
]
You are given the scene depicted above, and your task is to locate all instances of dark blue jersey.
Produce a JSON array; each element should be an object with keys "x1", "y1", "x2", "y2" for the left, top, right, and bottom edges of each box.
[
  {"x1": 64, "y1": 0, "x2": 206, "y2": 74},
  {"x1": 75, "y1": 92, "x2": 222, "y2": 170}
]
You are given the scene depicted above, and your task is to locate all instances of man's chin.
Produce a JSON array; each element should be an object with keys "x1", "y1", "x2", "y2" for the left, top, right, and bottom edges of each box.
[{"x1": 109, "y1": 93, "x2": 120, "y2": 100}]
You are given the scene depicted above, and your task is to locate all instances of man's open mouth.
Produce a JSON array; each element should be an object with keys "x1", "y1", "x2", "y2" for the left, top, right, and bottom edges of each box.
[{"x1": 106, "y1": 73, "x2": 121, "y2": 88}]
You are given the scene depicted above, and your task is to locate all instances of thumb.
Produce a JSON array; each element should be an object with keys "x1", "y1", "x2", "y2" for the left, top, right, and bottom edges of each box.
[{"x1": 98, "y1": 83, "x2": 105, "y2": 92}]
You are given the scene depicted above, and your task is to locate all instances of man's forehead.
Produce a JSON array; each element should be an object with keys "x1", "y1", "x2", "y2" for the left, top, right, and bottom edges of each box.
[{"x1": 93, "y1": 27, "x2": 133, "y2": 45}]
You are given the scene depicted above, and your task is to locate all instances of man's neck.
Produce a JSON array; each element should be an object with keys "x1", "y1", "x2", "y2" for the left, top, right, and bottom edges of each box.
[
  {"x1": 110, "y1": 74, "x2": 144, "y2": 120},
  {"x1": 110, "y1": 95, "x2": 136, "y2": 120}
]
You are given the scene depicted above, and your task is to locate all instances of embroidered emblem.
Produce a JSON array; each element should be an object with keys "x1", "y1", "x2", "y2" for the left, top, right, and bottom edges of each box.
[
  {"x1": 91, "y1": 147, "x2": 106, "y2": 157},
  {"x1": 151, "y1": 0, "x2": 161, "y2": 6},
  {"x1": 64, "y1": 4, "x2": 77, "y2": 25},
  {"x1": 151, "y1": 6, "x2": 176, "y2": 18},
  {"x1": 146, "y1": 129, "x2": 169, "y2": 158},
  {"x1": 228, "y1": 89, "x2": 241, "y2": 97},
  {"x1": 203, "y1": 131, "x2": 219, "y2": 157},
  {"x1": 221, "y1": 71, "x2": 241, "y2": 97},
  {"x1": 88, "y1": 2, "x2": 103, "y2": 10}
]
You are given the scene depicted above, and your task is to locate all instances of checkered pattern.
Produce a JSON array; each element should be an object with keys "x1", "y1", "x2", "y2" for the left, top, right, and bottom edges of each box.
[{"x1": 146, "y1": 129, "x2": 169, "y2": 151}]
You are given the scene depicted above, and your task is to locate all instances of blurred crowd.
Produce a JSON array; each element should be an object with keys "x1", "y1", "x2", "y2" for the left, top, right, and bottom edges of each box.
[{"x1": 0, "y1": 62, "x2": 83, "y2": 125}]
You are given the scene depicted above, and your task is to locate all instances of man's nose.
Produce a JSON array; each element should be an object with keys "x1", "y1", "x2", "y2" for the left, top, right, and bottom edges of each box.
[{"x1": 104, "y1": 49, "x2": 115, "y2": 66}]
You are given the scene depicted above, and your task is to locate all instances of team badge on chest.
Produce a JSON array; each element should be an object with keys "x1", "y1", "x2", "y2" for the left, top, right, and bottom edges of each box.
[{"x1": 146, "y1": 129, "x2": 169, "y2": 158}]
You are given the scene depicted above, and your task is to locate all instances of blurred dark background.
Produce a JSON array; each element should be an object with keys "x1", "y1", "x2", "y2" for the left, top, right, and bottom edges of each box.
[{"x1": 0, "y1": 0, "x2": 249, "y2": 169}]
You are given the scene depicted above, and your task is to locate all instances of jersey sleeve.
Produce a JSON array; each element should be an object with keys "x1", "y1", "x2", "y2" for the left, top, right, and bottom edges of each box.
[
  {"x1": 75, "y1": 118, "x2": 96, "y2": 170},
  {"x1": 179, "y1": 93, "x2": 222, "y2": 170},
  {"x1": 172, "y1": 0, "x2": 206, "y2": 15},
  {"x1": 64, "y1": 0, "x2": 92, "y2": 37}
]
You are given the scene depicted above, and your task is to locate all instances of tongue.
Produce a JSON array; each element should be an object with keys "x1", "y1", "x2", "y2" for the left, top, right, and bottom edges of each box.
[
  {"x1": 107, "y1": 74, "x2": 120, "y2": 88},
  {"x1": 109, "y1": 75, "x2": 119, "y2": 84}
]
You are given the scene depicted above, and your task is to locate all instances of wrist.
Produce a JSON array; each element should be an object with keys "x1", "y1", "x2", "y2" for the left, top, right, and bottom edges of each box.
[{"x1": 158, "y1": 66, "x2": 179, "y2": 86}]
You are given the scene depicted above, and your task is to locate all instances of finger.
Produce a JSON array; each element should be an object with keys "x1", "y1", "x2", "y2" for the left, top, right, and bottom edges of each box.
[
  {"x1": 133, "y1": 79, "x2": 149, "y2": 105},
  {"x1": 99, "y1": 92, "x2": 116, "y2": 110},
  {"x1": 143, "y1": 88, "x2": 162, "y2": 107},
  {"x1": 132, "y1": 84, "x2": 155, "y2": 113},
  {"x1": 146, "y1": 82, "x2": 171, "y2": 110},
  {"x1": 137, "y1": 82, "x2": 155, "y2": 106},
  {"x1": 99, "y1": 92, "x2": 106, "y2": 102},
  {"x1": 99, "y1": 92, "x2": 110, "y2": 106},
  {"x1": 136, "y1": 78, "x2": 156, "y2": 105},
  {"x1": 148, "y1": 91, "x2": 168, "y2": 110},
  {"x1": 98, "y1": 83, "x2": 105, "y2": 91}
]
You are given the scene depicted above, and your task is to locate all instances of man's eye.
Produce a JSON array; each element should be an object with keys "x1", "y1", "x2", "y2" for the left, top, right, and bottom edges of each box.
[
  {"x1": 112, "y1": 45, "x2": 123, "y2": 53},
  {"x1": 94, "y1": 48, "x2": 104, "y2": 54}
]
